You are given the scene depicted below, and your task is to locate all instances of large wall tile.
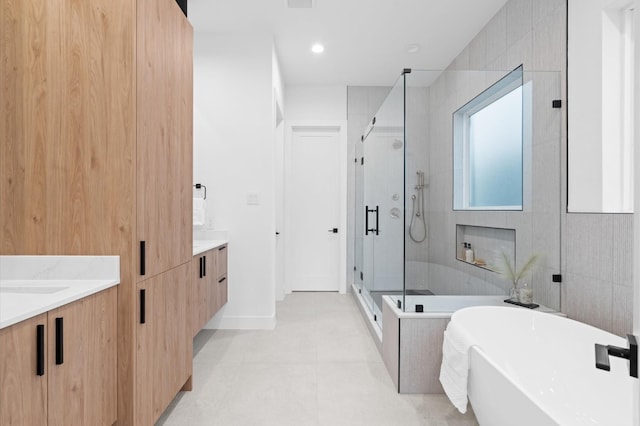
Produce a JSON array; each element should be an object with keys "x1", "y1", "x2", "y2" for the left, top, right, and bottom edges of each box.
[
  {"x1": 506, "y1": 0, "x2": 533, "y2": 47},
  {"x1": 564, "y1": 272, "x2": 613, "y2": 332},
  {"x1": 612, "y1": 284, "x2": 634, "y2": 336},
  {"x1": 485, "y1": 7, "x2": 508, "y2": 64},
  {"x1": 612, "y1": 214, "x2": 633, "y2": 287},
  {"x1": 565, "y1": 214, "x2": 614, "y2": 282}
]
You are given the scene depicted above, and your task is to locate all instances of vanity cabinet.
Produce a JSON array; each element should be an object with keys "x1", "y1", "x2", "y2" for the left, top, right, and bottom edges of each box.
[
  {"x1": 192, "y1": 251, "x2": 216, "y2": 336},
  {"x1": 0, "y1": 314, "x2": 48, "y2": 426},
  {"x1": 136, "y1": 264, "x2": 192, "y2": 425},
  {"x1": 215, "y1": 245, "x2": 228, "y2": 312},
  {"x1": 192, "y1": 244, "x2": 228, "y2": 336},
  {"x1": 0, "y1": 288, "x2": 117, "y2": 426}
]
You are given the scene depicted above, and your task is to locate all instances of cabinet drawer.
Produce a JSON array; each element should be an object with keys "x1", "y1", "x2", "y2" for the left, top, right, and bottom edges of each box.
[
  {"x1": 216, "y1": 245, "x2": 227, "y2": 278},
  {"x1": 217, "y1": 274, "x2": 228, "y2": 311}
]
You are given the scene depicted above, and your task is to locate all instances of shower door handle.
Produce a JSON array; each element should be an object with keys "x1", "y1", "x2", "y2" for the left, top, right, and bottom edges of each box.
[
  {"x1": 365, "y1": 205, "x2": 370, "y2": 235},
  {"x1": 365, "y1": 205, "x2": 379, "y2": 235}
]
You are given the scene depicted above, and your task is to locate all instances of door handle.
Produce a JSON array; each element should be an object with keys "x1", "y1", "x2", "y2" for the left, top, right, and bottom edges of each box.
[
  {"x1": 140, "y1": 241, "x2": 146, "y2": 276},
  {"x1": 55, "y1": 317, "x2": 63, "y2": 365},
  {"x1": 140, "y1": 289, "x2": 146, "y2": 324},
  {"x1": 328, "y1": 228, "x2": 338, "y2": 233},
  {"x1": 36, "y1": 324, "x2": 45, "y2": 376}
]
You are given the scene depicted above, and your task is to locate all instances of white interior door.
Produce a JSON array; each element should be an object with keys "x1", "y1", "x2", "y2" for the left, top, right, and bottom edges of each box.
[{"x1": 288, "y1": 127, "x2": 341, "y2": 291}]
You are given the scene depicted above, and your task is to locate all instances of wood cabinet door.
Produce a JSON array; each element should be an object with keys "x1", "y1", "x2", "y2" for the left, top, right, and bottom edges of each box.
[
  {"x1": 205, "y1": 251, "x2": 218, "y2": 321},
  {"x1": 216, "y1": 245, "x2": 228, "y2": 278},
  {"x1": 0, "y1": 314, "x2": 48, "y2": 426},
  {"x1": 136, "y1": 263, "x2": 192, "y2": 425},
  {"x1": 136, "y1": 0, "x2": 193, "y2": 280},
  {"x1": 192, "y1": 254, "x2": 206, "y2": 336},
  {"x1": 216, "y1": 274, "x2": 228, "y2": 313},
  {"x1": 47, "y1": 288, "x2": 117, "y2": 426}
]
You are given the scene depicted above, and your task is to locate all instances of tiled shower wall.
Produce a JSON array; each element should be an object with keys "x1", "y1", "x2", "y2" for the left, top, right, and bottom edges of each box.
[{"x1": 347, "y1": 0, "x2": 634, "y2": 336}]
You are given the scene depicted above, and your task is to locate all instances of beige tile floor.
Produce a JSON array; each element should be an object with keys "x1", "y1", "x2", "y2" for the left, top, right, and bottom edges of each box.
[{"x1": 157, "y1": 292, "x2": 479, "y2": 426}]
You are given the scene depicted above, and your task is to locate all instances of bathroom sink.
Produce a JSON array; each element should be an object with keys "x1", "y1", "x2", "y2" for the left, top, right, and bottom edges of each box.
[{"x1": 0, "y1": 286, "x2": 69, "y2": 294}]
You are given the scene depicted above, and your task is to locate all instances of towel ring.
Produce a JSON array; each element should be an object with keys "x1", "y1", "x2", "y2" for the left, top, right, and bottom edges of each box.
[{"x1": 193, "y1": 183, "x2": 206, "y2": 200}]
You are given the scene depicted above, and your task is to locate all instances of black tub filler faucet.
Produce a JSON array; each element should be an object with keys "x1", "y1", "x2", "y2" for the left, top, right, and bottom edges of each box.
[{"x1": 595, "y1": 334, "x2": 638, "y2": 378}]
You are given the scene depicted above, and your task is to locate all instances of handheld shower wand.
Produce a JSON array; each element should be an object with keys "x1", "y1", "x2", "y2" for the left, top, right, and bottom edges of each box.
[{"x1": 409, "y1": 171, "x2": 427, "y2": 243}]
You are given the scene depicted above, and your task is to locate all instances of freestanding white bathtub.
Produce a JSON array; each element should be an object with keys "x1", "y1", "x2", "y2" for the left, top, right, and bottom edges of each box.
[{"x1": 451, "y1": 306, "x2": 636, "y2": 426}]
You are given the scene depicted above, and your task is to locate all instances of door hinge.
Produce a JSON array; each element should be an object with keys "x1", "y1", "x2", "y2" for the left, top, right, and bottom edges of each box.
[
  {"x1": 361, "y1": 157, "x2": 364, "y2": 165},
  {"x1": 552, "y1": 99, "x2": 562, "y2": 108},
  {"x1": 360, "y1": 272, "x2": 363, "y2": 281},
  {"x1": 552, "y1": 274, "x2": 562, "y2": 283}
]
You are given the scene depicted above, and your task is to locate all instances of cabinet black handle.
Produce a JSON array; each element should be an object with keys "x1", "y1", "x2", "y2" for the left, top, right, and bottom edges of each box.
[
  {"x1": 55, "y1": 317, "x2": 64, "y2": 365},
  {"x1": 36, "y1": 324, "x2": 45, "y2": 376},
  {"x1": 218, "y1": 277, "x2": 226, "y2": 283},
  {"x1": 219, "y1": 246, "x2": 226, "y2": 251},
  {"x1": 140, "y1": 289, "x2": 146, "y2": 324},
  {"x1": 140, "y1": 241, "x2": 146, "y2": 276},
  {"x1": 203, "y1": 255, "x2": 206, "y2": 276},
  {"x1": 199, "y1": 256, "x2": 203, "y2": 279}
]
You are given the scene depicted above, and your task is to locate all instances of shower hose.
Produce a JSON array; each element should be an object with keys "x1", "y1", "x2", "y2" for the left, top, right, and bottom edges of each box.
[{"x1": 409, "y1": 187, "x2": 427, "y2": 243}]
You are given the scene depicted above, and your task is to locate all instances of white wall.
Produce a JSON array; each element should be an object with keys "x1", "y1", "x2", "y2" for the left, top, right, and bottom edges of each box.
[
  {"x1": 193, "y1": 33, "x2": 279, "y2": 329},
  {"x1": 285, "y1": 86, "x2": 347, "y2": 121}
]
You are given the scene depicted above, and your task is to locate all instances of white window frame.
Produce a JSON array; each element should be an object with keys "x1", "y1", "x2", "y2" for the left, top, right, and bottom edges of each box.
[{"x1": 453, "y1": 66, "x2": 524, "y2": 211}]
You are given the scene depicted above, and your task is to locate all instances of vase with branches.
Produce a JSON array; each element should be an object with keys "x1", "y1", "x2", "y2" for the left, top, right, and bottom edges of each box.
[{"x1": 494, "y1": 251, "x2": 540, "y2": 300}]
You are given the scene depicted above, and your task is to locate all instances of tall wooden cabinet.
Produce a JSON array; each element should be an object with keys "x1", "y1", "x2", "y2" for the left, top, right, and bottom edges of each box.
[{"x1": 0, "y1": 0, "x2": 194, "y2": 424}]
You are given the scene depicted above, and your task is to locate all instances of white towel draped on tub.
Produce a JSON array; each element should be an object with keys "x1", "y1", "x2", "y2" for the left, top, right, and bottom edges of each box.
[
  {"x1": 193, "y1": 198, "x2": 206, "y2": 227},
  {"x1": 439, "y1": 319, "x2": 477, "y2": 413}
]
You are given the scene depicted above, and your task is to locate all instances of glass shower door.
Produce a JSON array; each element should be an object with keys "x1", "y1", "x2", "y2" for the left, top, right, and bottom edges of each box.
[{"x1": 361, "y1": 75, "x2": 406, "y2": 326}]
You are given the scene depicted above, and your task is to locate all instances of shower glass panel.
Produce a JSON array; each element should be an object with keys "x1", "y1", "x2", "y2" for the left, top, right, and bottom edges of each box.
[
  {"x1": 403, "y1": 69, "x2": 562, "y2": 313},
  {"x1": 355, "y1": 69, "x2": 562, "y2": 327},
  {"x1": 361, "y1": 75, "x2": 405, "y2": 326}
]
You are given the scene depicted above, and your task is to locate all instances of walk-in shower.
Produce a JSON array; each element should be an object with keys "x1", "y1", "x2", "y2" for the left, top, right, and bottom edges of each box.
[{"x1": 353, "y1": 68, "x2": 563, "y2": 331}]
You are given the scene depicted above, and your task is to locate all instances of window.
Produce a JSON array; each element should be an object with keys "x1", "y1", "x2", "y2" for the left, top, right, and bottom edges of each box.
[{"x1": 453, "y1": 66, "x2": 523, "y2": 210}]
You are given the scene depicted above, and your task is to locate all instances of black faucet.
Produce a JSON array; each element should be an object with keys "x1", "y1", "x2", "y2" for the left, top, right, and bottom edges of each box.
[{"x1": 595, "y1": 334, "x2": 638, "y2": 378}]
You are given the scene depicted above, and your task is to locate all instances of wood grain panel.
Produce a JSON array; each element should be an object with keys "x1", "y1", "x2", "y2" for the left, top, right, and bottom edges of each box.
[
  {"x1": 47, "y1": 287, "x2": 118, "y2": 426},
  {"x1": 192, "y1": 254, "x2": 206, "y2": 336},
  {"x1": 0, "y1": 314, "x2": 48, "y2": 426},
  {"x1": 136, "y1": 264, "x2": 192, "y2": 425},
  {"x1": 136, "y1": 0, "x2": 193, "y2": 280}
]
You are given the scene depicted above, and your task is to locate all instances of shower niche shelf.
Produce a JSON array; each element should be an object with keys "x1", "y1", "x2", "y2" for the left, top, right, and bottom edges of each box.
[{"x1": 455, "y1": 224, "x2": 516, "y2": 273}]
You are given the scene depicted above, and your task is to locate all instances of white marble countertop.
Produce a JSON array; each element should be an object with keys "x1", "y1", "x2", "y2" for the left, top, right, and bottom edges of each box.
[
  {"x1": 193, "y1": 239, "x2": 228, "y2": 256},
  {"x1": 0, "y1": 256, "x2": 120, "y2": 329}
]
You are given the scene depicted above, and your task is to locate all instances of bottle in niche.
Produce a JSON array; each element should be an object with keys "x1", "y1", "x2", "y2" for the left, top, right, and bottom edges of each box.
[{"x1": 464, "y1": 242, "x2": 474, "y2": 263}]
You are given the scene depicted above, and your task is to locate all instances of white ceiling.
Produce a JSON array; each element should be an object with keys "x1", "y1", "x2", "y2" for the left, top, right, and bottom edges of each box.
[{"x1": 188, "y1": 0, "x2": 509, "y2": 86}]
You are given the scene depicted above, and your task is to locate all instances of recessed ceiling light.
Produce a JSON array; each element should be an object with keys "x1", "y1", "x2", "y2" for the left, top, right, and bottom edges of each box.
[
  {"x1": 406, "y1": 44, "x2": 421, "y2": 54},
  {"x1": 311, "y1": 43, "x2": 325, "y2": 54}
]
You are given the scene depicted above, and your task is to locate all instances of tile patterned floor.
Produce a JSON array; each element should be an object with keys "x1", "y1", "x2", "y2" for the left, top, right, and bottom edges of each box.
[{"x1": 157, "y1": 292, "x2": 479, "y2": 426}]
